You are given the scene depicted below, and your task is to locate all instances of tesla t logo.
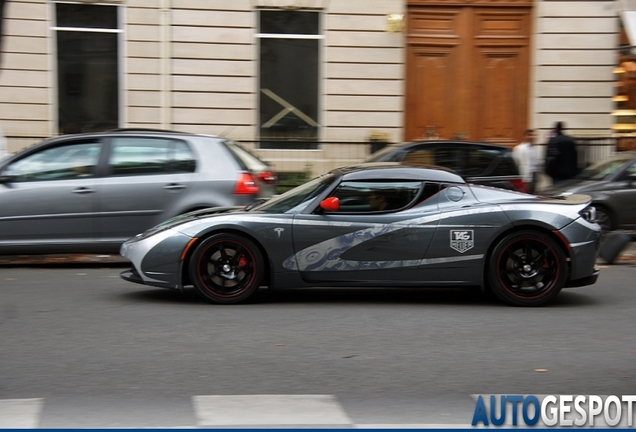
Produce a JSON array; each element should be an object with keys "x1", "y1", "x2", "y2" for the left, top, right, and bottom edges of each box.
[
  {"x1": 274, "y1": 228, "x2": 285, "y2": 238},
  {"x1": 450, "y1": 230, "x2": 474, "y2": 253}
]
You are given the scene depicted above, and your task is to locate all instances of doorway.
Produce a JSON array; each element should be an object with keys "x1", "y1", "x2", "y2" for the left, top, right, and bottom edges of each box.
[{"x1": 405, "y1": 3, "x2": 532, "y2": 145}]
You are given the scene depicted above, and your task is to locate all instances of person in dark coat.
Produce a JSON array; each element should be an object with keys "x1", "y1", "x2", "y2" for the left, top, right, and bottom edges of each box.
[{"x1": 545, "y1": 121, "x2": 578, "y2": 184}]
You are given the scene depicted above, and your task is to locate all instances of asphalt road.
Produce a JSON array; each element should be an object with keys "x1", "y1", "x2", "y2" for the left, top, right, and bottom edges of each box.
[{"x1": 1, "y1": 261, "x2": 635, "y2": 428}]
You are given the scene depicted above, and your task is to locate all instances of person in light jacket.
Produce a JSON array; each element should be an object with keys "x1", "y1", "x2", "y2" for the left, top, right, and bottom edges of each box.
[{"x1": 513, "y1": 129, "x2": 539, "y2": 194}]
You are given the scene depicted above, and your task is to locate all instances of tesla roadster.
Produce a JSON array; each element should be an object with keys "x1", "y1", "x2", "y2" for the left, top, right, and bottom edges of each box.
[{"x1": 120, "y1": 163, "x2": 601, "y2": 307}]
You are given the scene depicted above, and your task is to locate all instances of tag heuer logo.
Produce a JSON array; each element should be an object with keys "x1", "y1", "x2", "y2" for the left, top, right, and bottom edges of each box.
[{"x1": 450, "y1": 230, "x2": 474, "y2": 253}]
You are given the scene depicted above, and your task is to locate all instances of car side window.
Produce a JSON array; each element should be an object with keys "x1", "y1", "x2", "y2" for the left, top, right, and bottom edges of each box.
[
  {"x1": 329, "y1": 181, "x2": 422, "y2": 213},
  {"x1": 109, "y1": 138, "x2": 196, "y2": 176},
  {"x1": 4, "y1": 141, "x2": 101, "y2": 182},
  {"x1": 618, "y1": 160, "x2": 636, "y2": 180},
  {"x1": 464, "y1": 148, "x2": 499, "y2": 176},
  {"x1": 434, "y1": 147, "x2": 461, "y2": 172},
  {"x1": 402, "y1": 148, "x2": 434, "y2": 165},
  {"x1": 403, "y1": 146, "x2": 462, "y2": 174}
]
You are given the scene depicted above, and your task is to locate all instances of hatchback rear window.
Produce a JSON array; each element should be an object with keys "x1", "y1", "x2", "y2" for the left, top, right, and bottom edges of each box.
[{"x1": 223, "y1": 140, "x2": 268, "y2": 172}]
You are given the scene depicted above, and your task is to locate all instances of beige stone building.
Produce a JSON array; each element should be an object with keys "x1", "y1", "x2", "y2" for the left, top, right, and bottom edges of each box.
[{"x1": 0, "y1": 0, "x2": 630, "y2": 175}]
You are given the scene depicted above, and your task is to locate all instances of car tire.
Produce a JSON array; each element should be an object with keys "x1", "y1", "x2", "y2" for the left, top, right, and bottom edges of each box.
[
  {"x1": 189, "y1": 233, "x2": 265, "y2": 304},
  {"x1": 487, "y1": 230, "x2": 567, "y2": 307},
  {"x1": 593, "y1": 205, "x2": 613, "y2": 233}
]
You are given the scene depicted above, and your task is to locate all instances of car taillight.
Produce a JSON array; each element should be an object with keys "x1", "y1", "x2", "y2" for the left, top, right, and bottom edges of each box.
[
  {"x1": 234, "y1": 173, "x2": 259, "y2": 195},
  {"x1": 509, "y1": 178, "x2": 527, "y2": 193},
  {"x1": 257, "y1": 171, "x2": 277, "y2": 185}
]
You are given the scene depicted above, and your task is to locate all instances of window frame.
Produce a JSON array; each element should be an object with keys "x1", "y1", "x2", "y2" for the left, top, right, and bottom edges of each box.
[
  {"x1": 51, "y1": 1, "x2": 124, "y2": 135},
  {"x1": 256, "y1": 9, "x2": 324, "y2": 150}
]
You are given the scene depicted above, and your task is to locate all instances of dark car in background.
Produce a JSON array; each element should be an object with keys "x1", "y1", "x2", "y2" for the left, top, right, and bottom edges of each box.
[
  {"x1": 0, "y1": 129, "x2": 276, "y2": 255},
  {"x1": 542, "y1": 151, "x2": 636, "y2": 232},
  {"x1": 365, "y1": 140, "x2": 526, "y2": 192}
]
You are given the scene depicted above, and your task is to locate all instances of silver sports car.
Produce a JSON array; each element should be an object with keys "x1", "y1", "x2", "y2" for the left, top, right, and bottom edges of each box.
[{"x1": 120, "y1": 164, "x2": 601, "y2": 307}]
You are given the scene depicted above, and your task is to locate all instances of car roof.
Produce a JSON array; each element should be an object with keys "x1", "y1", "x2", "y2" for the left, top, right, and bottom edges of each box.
[
  {"x1": 389, "y1": 140, "x2": 513, "y2": 151},
  {"x1": 2, "y1": 129, "x2": 223, "y2": 161},
  {"x1": 45, "y1": 128, "x2": 210, "y2": 143},
  {"x1": 332, "y1": 162, "x2": 465, "y2": 183}
]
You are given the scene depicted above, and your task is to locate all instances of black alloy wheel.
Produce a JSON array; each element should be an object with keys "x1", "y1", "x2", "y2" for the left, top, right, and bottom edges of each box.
[
  {"x1": 189, "y1": 233, "x2": 265, "y2": 304},
  {"x1": 488, "y1": 231, "x2": 567, "y2": 307}
]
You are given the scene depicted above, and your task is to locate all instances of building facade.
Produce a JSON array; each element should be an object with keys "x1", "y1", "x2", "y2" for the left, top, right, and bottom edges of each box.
[{"x1": 0, "y1": 0, "x2": 624, "y2": 175}]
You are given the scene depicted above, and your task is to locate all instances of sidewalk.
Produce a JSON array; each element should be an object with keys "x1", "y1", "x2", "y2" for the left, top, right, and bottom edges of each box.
[{"x1": 1, "y1": 242, "x2": 635, "y2": 266}]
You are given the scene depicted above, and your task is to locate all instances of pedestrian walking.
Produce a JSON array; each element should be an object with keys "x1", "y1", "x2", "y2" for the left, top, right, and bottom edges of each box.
[
  {"x1": 545, "y1": 121, "x2": 578, "y2": 184},
  {"x1": 512, "y1": 129, "x2": 539, "y2": 194}
]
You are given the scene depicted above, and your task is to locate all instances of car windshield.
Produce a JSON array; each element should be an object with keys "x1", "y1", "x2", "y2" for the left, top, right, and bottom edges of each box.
[
  {"x1": 575, "y1": 154, "x2": 635, "y2": 180},
  {"x1": 251, "y1": 173, "x2": 335, "y2": 214}
]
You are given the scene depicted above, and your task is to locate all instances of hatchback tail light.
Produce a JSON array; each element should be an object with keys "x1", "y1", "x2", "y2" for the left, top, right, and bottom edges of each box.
[
  {"x1": 509, "y1": 178, "x2": 527, "y2": 193},
  {"x1": 257, "y1": 171, "x2": 277, "y2": 185},
  {"x1": 234, "y1": 173, "x2": 259, "y2": 195}
]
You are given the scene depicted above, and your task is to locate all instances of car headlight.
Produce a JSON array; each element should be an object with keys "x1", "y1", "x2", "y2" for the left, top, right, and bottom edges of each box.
[{"x1": 579, "y1": 206, "x2": 597, "y2": 223}]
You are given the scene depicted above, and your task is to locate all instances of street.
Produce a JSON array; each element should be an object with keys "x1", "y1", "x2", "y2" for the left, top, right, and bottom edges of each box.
[{"x1": 1, "y1": 260, "x2": 635, "y2": 428}]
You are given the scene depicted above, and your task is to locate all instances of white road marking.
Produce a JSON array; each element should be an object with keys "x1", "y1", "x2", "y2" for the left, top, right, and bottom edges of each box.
[
  {"x1": 0, "y1": 396, "x2": 470, "y2": 428},
  {"x1": 0, "y1": 398, "x2": 43, "y2": 428},
  {"x1": 356, "y1": 424, "x2": 472, "y2": 429},
  {"x1": 193, "y1": 394, "x2": 353, "y2": 426}
]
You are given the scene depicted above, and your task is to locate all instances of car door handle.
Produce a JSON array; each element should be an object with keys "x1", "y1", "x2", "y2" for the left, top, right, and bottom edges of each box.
[
  {"x1": 163, "y1": 183, "x2": 186, "y2": 190},
  {"x1": 72, "y1": 187, "x2": 96, "y2": 194}
]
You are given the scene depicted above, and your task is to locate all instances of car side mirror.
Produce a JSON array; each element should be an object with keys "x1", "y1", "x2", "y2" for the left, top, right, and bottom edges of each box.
[
  {"x1": 320, "y1": 197, "x2": 340, "y2": 212},
  {"x1": 0, "y1": 174, "x2": 13, "y2": 184},
  {"x1": 628, "y1": 172, "x2": 636, "y2": 182}
]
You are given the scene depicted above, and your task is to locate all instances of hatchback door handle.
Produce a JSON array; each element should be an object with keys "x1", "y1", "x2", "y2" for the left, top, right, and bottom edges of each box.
[
  {"x1": 164, "y1": 183, "x2": 186, "y2": 190},
  {"x1": 72, "y1": 187, "x2": 95, "y2": 194}
]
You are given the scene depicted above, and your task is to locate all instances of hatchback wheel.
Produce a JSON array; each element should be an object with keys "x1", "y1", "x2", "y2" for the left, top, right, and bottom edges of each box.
[
  {"x1": 189, "y1": 233, "x2": 264, "y2": 304},
  {"x1": 488, "y1": 231, "x2": 567, "y2": 307}
]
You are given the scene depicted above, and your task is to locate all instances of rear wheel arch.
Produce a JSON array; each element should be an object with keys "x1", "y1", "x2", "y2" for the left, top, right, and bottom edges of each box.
[{"x1": 484, "y1": 225, "x2": 571, "y2": 264}]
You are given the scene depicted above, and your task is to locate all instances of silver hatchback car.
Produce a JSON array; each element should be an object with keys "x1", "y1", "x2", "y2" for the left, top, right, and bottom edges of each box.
[{"x1": 0, "y1": 129, "x2": 276, "y2": 255}]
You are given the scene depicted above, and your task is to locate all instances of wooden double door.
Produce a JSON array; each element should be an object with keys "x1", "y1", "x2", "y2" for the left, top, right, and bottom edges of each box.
[{"x1": 405, "y1": 2, "x2": 532, "y2": 145}]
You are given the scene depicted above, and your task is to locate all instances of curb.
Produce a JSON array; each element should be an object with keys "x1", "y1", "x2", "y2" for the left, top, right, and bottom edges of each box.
[{"x1": 0, "y1": 254, "x2": 130, "y2": 266}]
